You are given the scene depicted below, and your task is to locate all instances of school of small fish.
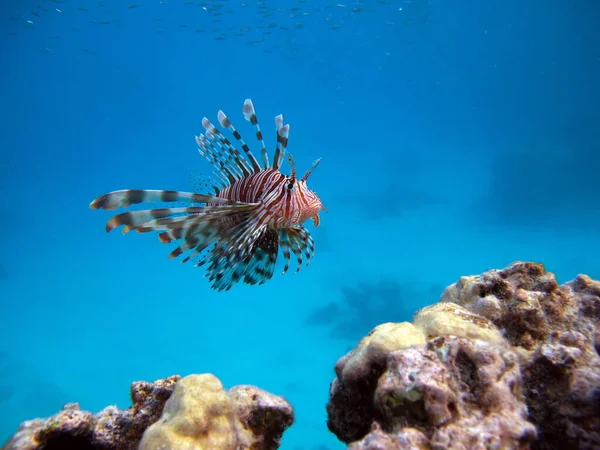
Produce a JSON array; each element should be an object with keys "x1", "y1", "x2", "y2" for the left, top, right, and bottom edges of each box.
[{"x1": 5, "y1": 0, "x2": 425, "y2": 55}]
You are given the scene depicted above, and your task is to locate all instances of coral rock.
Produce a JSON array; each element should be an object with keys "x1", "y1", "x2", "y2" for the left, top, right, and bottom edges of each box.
[
  {"x1": 328, "y1": 334, "x2": 535, "y2": 449},
  {"x1": 413, "y1": 302, "x2": 505, "y2": 344},
  {"x1": 327, "y1": 322, "x2": 426, "y2": 442},
  {"x1": 336, "y1": 322, "x2": 426, "y2": 386},
  {"x1": 327, "y1": 262, "x2": 600, "y2": 450},
  {"x1": 139, "y1": 374, "x2": 238, "y2": 449},
  {"x1": 443, "y1": 262, "x2": 600, "y2": 449},
  {"x1": 348, "y1": 423, "x2": 429, "y2": 450},
  {"x1": 229, "y1": 385, "x2": 294, "y2": 450},
  {"x1": 3, "y1": 374, "x2": 293, "y2": 450},
  {"x1": 2, "y1": 376, "x2": 180, "y2": 450},
  {"x1": 139, "y1": 374, "x2": 293, "y2": 450}
]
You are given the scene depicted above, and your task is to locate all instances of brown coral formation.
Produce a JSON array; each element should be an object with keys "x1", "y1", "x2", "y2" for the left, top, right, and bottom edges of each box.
[
  {"x1": 2, "y1": 375, "x2": 180, "y2": 450},
  {"x1": 327, "y1": 262, "x2": 600, "y2": 449},
  {"x1": 2, "y1": 374, "x2": 293, "y2": 450},
  {"x1": 443, "y1": 262, "x2": 600, "y2": 449},
  {"x1": 3, "y1": 262, "x2": 598, "y2": 449}
]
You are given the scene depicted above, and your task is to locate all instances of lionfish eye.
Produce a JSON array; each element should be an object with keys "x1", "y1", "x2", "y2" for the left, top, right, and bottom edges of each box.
[{"x1": 286, "y1": 181, "x2": 295, "y2": 190}]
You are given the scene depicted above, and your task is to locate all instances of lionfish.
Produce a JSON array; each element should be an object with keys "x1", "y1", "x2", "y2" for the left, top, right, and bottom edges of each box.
[{"x1": 90, "y1": 99, "x2": 325, "y2": 291}]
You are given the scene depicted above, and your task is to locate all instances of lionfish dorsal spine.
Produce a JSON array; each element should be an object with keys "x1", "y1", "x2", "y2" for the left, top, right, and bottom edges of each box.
[
  {"x1": 287, "y1": 153, "x2": 296, "y2": 181},
  {"x1": 242, "y1": 99, "x2": 270, "y2": 170},
  {"x1": 202, "y1": 117, "x2": 252, "y2": 179},
  {"x1": 197, "y1": 123, "x2": 241, "y2": 184},
  {"x1": 301, "y1": 157, "x2": 322, "y2": 182},
  {"x1": 195, "y1": 134, "x2": 237, "y2": 185},
  {"x1": 217, "y1": 109, "x2": 262, "y2": 173},
  {"x1": 273, "y1": 114, "x2": 290, "y2": 170}
]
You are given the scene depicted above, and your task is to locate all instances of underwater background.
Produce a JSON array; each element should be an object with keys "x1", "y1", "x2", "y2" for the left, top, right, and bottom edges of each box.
[{"x1": 1, "y1": 0, "x2": 599, "y2": 448}]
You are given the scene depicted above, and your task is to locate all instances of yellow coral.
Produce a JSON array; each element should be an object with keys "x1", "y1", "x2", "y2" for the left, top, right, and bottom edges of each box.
[
  {"x1": 413, "y1": 302, "x2": 505, "y2": 344},
  {"x1": 139, "y1": 374, "x2": 237, "y2": 450},
  {"x1": 341, "y1": 322, "x2": 426, "y2": 381}
]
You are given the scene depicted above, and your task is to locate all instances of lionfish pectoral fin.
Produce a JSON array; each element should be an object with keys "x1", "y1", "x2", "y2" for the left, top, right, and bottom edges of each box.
[
  {"x1": 202, "y1": 219, "x2": 276, "y2": 292},
  {"x1": 89, "y1": 189, "x2": 236, "y2": 211},
  {"x1": 144, "y1": 202, "x2": 263, "y2": 267},
  {"x1": 92, "y1": 187, "x2": 264, "y2": 277},
  {"x1": 106, "y1": 207, "x2": 205, "y2": 234},
  {"x1": 279, "y1": 226, "x2": 315, "y2": 275},
  {"x1": 227, "y1": 228, "x2": 279, "y2": 288}
]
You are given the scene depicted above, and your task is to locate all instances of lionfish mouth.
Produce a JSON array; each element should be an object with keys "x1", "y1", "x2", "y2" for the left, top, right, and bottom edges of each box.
[{"x1": 90, "y1": 98, "x2": 324, "y2": 292}]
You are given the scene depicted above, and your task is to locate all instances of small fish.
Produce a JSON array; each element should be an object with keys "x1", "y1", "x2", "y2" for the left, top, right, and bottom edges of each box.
[{"x1": 90, "y1": 99, "x2": 325, "y2": 292}]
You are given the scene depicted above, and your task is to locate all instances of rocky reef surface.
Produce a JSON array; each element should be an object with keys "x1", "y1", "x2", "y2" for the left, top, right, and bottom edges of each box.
[
  {"x1": 3, "y1": 262, "x2": 599, "y2": 450},
  {"x1": 327, "y1": 262, "x2": 600, "y2": 449},
  {"x1": 2, "y1": 373, "x2": 293, "y2": 450}
]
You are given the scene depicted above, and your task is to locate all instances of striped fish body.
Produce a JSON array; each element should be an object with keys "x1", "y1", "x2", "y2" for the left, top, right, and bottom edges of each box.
[
  {"x1": 90, "y1": 99, "x2": 324, "y2": 291},
  {"x1": 217, "y1": 169, "x2": 322, "y2": 228}
]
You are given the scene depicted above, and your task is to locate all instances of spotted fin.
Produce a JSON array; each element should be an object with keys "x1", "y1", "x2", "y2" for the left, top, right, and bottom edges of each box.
[
  {"x1": 90, "y1": 188, "x2": 269, "y2": 291},
  {"x1": 203, "y1": 227, "x2": 280, "y2": 291},
  {"x1": 279, "y1": 226, "x2": 315, "y2": 274},
  {"x1": 243, "y1": 228, "x2": 279, "y2": 285},
  {"x1": 164, "y1": 206, "x2": 263, "y2": 268}
]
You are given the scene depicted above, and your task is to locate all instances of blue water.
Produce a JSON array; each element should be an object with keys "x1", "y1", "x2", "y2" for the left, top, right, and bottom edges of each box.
[{"x1": 1, "y1": 0, "x2": 599, "y2": 448}]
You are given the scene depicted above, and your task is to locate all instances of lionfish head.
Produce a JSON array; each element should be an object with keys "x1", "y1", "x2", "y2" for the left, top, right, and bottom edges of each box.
[{"x1": 284, "y1": 154, "x2": 325, "y2": 227}]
